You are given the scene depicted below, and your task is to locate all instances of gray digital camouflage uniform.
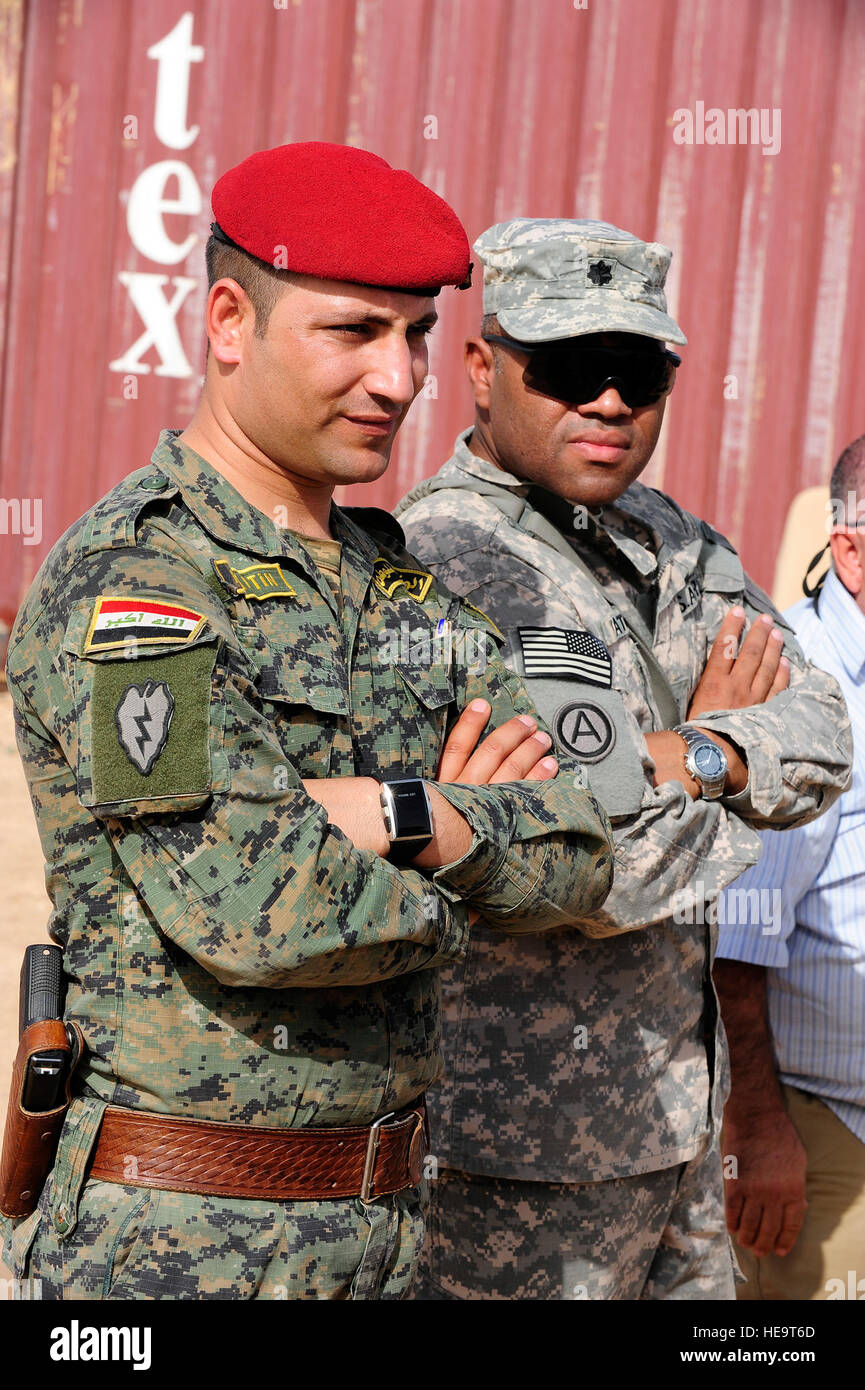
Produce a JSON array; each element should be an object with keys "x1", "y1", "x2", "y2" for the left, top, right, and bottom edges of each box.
[
  {"x1": 0, "y1": 429, "x2": 614, "y2": 1300},
  {"x1": 396, "y1": 431, "x2": 852, "y2": 1300}
]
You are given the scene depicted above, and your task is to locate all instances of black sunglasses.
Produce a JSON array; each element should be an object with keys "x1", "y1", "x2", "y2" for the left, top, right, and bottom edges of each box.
[{"x1": 482, "y1": 334, "x2": 681, "y2": 408}]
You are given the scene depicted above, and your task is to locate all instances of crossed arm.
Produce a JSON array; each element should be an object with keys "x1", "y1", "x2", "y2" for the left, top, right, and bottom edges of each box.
[
  {"x1": 303, "y1": 700, "x2": 560, "y2": 863},
  {"x1": 646, "y1": 606, "x2": 789, "y2": 797}
]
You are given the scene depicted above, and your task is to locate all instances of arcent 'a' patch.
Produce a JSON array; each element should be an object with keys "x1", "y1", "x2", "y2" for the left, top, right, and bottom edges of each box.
[{"x1": 555, "y1": 700, "x2": 616, "y2": 763}]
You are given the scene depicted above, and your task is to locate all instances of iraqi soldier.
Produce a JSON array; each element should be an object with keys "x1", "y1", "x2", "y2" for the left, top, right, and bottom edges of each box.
[
  {"x1": 0, "y1": 158, "x2": 614, "y2": 1300},
  {"x1": 396, "y1": 218, "x2": 852, "y2": 1300}
]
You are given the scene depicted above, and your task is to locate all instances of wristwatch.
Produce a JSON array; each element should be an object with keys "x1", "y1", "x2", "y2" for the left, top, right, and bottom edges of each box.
[
  {"x1": 379, "y1": 778, "x2": 434, "y2": 862},
  {"x1": 674, "y1": 726, "x2": 728, "y2": 799}
]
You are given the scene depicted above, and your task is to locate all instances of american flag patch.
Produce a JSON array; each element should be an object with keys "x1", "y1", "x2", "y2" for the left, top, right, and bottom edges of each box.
[
  {"x1": 83, "y1": 597, "x2": 207, "y2": 654},
  {"x1": 518, "y1": 628, "x2": 613, "y2": 687}
]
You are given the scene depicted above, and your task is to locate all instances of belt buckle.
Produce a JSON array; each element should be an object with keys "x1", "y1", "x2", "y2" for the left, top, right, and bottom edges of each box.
[{"x1": 360, "y1": 1110, "x2": 396, "y2": 1202}]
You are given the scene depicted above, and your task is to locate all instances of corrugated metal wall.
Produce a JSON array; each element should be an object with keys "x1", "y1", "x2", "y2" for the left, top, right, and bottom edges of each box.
[{"x1": 1, "y1": 0, "x2": 863, "y2": 631}]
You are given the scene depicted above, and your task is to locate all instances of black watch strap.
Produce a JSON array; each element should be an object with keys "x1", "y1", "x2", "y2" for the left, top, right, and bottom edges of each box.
[{"x1": 380, "y1": 779, "x2": 434, "y2": 862}]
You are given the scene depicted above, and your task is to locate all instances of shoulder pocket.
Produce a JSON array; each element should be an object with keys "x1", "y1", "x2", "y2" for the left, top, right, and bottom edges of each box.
[
  {"x1": 700, "y1": 540, "x2": 745, "y2": 596},
  {"x1": 546, "y1": 683, "x2": 646, "y2": 819},
  {"x1": 64, "y1": 608, "x2": 223, "y2": 815}
]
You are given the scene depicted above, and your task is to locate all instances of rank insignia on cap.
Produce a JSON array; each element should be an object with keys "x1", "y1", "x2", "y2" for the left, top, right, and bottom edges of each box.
[
  {"x1": 518, "y1": 628, "x2": 612, "y2": 687},
  {"x1": 83, "y1": 598, "x2": 206, "y2": 654},
  {"x1": 115, "y1": 680, "x2": 175, "y2": 775},
  {"x1": 211, "y1": 559, "x2": 297, "y2": 601},
  {"x1": 373, "y1": 558, "x2": 432, "y2": 602},
  {"x1": 587, "y1": 259, "x2": 614, "y2": 286}
]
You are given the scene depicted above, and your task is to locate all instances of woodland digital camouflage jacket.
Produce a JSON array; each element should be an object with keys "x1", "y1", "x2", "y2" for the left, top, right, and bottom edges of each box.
[{"x1": 5, "y1": 430, "x2": 614, "y2": 1132}]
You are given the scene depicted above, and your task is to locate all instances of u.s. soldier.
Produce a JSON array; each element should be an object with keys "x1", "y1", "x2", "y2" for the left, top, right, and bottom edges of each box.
[
  {"x1": 0, "y1": 157, "x2": 614, "y2": 1300},
  {"x1": 396, "y1": 218, "x2": 852, "y2": 1300}
]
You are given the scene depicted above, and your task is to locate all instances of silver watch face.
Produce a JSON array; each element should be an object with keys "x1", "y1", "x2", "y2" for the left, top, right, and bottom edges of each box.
[{"x1": 693, "y1": 742, "x2": 726, "y2": 779}]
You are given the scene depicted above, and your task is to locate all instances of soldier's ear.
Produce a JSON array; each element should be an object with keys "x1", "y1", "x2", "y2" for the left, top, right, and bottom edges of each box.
[
  {"x1": 206, "y1": 278, "x2": 252, "y2": 365},
  {"x1": 464, "y1": 336, "x2": 495, "y2": 408},
  {"x1": 829, "y1": 529, "x2": 864, "y2": 599}
]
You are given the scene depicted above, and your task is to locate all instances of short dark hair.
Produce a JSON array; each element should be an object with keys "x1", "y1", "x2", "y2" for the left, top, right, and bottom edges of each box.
[
  {"x1": 830, "y1": 433, "x2": 865, "y2": 523},
  {"x1": 481, "y1": 312, "x2": 505, "y2": 371},
  {"x1": 205, "y1": 235, "x2": 296, "y2": 338}
]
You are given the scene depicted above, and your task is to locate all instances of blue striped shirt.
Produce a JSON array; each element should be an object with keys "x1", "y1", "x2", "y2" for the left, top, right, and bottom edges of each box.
[{"x1": 716, "y1": 567, "x2": 865, "y2": 1142}]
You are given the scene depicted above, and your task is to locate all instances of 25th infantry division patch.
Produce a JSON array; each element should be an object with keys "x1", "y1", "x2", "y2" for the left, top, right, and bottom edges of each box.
[{"x1": 115, "y1": 680, "x2": 175, "y2": 775}]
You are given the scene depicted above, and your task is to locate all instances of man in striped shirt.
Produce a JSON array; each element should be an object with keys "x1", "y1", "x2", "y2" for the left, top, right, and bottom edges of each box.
[{"x1": 715, "y1": 433, "x2": 865, "y2": 1300}]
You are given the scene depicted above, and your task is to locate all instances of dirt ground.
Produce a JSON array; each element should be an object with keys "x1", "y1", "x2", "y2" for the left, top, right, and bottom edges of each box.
[{"x1": 0, "y1": 689, "x2": 51, "y2": 1277}]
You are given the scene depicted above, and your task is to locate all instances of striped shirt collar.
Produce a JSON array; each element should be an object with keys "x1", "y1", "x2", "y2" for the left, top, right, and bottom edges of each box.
[{"x1": 819, "y1": 567, "x2": 865, "y2": 683}]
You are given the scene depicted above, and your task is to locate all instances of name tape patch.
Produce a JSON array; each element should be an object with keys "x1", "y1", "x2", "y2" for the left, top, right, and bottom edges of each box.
[
  {"x1": 373, "y1": 558, "x2": 432, "y2": 602},
  {"x1": 677, "y1": 573, "x2": 703, "y2": 617},
  {"x1": 212, "y1": 559, "x2": 298, "y2": 601},
  {"x1": 84, "y1": 598, "x2": 206, "y2": 654}
]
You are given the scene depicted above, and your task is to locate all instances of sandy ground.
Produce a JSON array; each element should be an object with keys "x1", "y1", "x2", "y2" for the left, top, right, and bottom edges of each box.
[{"x1": 0, "y1": 690, "x2": 51, "y2": 1277}]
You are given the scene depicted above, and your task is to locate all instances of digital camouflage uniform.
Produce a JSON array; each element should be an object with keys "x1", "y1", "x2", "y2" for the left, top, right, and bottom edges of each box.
[
  {"x1": 395, "y1": 218, "x2": 852, "y2": 1301},
  {"x1": 1, "y1": 429, "x2": 614, "y2": 1300}
]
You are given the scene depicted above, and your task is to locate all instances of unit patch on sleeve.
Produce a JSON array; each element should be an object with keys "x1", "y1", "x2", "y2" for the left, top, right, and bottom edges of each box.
[
  {"x1": 373, "y1": 558, "x2": 433, "y2": 602},
  {"x1": 518, "y1": 628, "x2": 613, "y2": 687},
  {"x1": 555, "y1": 700, "x2": 616, "y2": 763},
  {"x1": 87, "y1": 643, "x2": 217, "y2": 809},
  {"x1": 211, "y1": 559, "x2": 298, "y2": 601},
  {"x1": 83, "y1": 598, "x2": 206, "y2": 654},
  {"x1": 115, "y1": 680, "x2": 175, "y2": 774}
]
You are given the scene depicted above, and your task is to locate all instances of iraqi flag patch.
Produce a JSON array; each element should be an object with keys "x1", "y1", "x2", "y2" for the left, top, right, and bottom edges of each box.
[{"x1": 83, "y1": 597, "x2": 207, "y2": 654}]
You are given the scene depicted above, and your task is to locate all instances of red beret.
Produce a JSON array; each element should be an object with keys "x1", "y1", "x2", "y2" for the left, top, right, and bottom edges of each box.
[{"x1": 211, "y1": 141, "x2": 471, "y2": 293}]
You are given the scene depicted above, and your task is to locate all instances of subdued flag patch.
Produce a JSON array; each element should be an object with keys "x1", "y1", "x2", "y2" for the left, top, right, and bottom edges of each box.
[
  {"x1": 518, "y1": 628, "x2": 613, "y2": 687},
  {"x1": 84, "y1": 598, "x2": 206, "y2": 653}
]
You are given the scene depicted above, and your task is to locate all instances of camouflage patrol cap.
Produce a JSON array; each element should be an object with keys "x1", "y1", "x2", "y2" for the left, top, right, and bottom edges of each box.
[{"x1": 475, "y1": 218, "x2": 687, "y2": 345}]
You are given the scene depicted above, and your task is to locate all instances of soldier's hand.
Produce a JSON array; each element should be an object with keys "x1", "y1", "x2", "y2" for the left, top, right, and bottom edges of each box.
[
  {"x1": 688, "y1": 607, "x2": 790, "y2": 719},
  {"x1": 722, "y1": 1110, "x2": 808, "y2": 1259},
  {"x1": 437, "y1": 699, "x2": 559, "y2": 785}
]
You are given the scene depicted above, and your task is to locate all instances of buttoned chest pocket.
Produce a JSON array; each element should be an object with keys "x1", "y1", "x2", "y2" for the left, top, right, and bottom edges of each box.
[
  {"x1": 394, "y1": 663, "x2": 455, "y2": 779},
  {"x1": 686, "y1": 545, "x2": 746, "y2": 696},
  {"x1": 247, "y1": 646, "x2": 349, "y2": 779}
]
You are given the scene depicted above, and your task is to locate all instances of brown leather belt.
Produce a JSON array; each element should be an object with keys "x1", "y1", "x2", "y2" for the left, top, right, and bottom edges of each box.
[{"x1": 88, "y1": 1101, "x2": 428, "y2": 1202}]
